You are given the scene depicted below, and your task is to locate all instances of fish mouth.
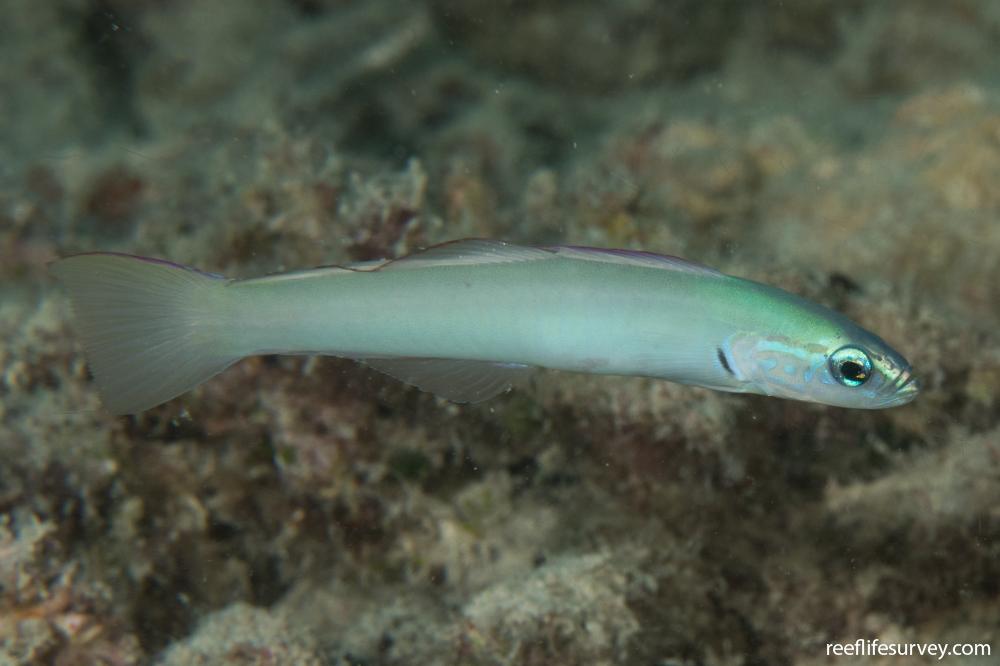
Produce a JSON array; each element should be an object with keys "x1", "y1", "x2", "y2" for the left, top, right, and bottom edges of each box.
[{"x1": 878, "y1": 367, "x2": 920, "y2": 407}]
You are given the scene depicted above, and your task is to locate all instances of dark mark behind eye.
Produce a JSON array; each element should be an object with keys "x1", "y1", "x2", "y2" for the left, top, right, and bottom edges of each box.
[{"x1": 717, "y1": 347, "x2": 734, "y2": 375}]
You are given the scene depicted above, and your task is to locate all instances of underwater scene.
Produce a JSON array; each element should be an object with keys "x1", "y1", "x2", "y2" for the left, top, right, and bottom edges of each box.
[{"x1": 2, "y1": 1, "x2": 1000, "y2": 664}]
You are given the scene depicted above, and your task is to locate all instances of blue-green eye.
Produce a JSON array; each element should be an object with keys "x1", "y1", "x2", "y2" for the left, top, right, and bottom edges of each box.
[{"x1": 829, "y1": 346, "x2": 872, "y2": 387}]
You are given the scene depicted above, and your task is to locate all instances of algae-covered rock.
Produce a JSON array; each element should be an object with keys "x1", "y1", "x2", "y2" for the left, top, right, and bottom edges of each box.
[
  {"x1": 431, "y1": 0, "x2": 745, "y2": 92},
  {"x1": 155, "y1": 602, "x2": 322, "y2": 666}
]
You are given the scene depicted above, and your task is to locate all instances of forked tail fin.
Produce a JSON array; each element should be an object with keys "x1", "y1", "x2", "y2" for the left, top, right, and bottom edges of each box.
[{"x1": 50, "y1": 253, "x2": 240, "y2": 415}]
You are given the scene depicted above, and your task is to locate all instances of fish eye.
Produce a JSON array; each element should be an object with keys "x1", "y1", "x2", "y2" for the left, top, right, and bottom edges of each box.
[{"x1": 829, "y1": 346, "x2": 872, "y2": 387}]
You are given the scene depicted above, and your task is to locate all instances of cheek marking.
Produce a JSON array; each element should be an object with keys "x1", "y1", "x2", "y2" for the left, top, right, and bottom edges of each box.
[
  {"x1": 784, "y1": 364, "x2": 797, "y2": 375},
  {"x1": 758, "y1": 357, "x2": 778, "y2": 372},
  {"x1": 802, "y1": 357, "x2": 825, "y2": 384}
]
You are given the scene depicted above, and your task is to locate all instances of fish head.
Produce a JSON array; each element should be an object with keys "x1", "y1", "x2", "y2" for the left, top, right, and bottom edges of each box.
[{"x1": 724, "y1": 323, "x2": 919, "y2": 409}]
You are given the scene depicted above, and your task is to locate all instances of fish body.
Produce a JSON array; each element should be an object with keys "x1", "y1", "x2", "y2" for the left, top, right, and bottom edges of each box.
[{"x1": 51, "y1": 240, "x2": 919, "y2": 415}]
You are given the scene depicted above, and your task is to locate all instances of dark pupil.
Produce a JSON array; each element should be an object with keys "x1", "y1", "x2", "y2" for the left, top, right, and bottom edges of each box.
[{"x1": 840, "y1": 360, "x2": 867, "y2": 381}]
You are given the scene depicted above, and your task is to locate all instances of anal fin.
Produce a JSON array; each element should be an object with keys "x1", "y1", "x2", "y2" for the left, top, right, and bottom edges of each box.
[{"x1": 361, "y1": 357, "x2": 531, "y2": 403}]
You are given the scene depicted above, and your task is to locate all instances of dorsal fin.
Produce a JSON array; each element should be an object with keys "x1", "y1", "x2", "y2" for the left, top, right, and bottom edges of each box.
[
  {"x1": 231, "y1": 241, "x2": 546, "y2": 285},
  {"x1": 380, "y1": 239, "x2": 553, "y2": 270},
  {"x1": 548, "y1": 245, "x2": 723, "y2": 277},
  {"x1": 238, "y1": 240, "x2": 721, "y2": 284}
]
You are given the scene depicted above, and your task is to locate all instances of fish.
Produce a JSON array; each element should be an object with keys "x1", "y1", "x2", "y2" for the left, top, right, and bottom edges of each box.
[{"x1": 49, "y1": 239, "x2": 919, "y2": 415}]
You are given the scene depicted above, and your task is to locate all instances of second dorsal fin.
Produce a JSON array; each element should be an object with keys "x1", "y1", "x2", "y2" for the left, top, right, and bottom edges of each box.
[{"x1": 380, "y1": 239, "x2": 553, "y2": 270}]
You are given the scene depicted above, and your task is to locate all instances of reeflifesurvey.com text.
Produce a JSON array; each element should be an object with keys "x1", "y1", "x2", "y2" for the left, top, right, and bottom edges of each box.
[{"x1": 826, "y1": 639, "x2": 990, "y2": 660}]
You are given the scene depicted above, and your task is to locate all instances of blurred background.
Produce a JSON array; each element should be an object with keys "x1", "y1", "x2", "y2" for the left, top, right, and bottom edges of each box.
[{"x1": 1, "y1": 1, "x2": 999, "y2": 664}]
